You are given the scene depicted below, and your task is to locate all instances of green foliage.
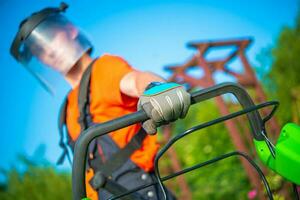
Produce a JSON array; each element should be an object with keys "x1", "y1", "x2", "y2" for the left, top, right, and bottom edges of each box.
[
  {"x1": 257, "y1": 13, "x2": 300, "y2": 125},
  {"x1": 159, "y1": 100, "x2": 250, "y2": 199},
  {"x1": 0, "y1": 156, "x2": 72, "y2": 200},
  {"x1": 270, "y1": 17, "x2": 300, "y2": 124}
]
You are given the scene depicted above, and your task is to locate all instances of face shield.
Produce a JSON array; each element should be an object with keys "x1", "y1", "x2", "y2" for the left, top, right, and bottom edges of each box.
[{"x1": 10, "y1": 3, "x2": 93, "y2": 95}]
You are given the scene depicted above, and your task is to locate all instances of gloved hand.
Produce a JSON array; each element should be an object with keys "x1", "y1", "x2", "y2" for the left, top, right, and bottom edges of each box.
[{"x1": 138, "y1": 82, "x2": 191, "y2": 134}]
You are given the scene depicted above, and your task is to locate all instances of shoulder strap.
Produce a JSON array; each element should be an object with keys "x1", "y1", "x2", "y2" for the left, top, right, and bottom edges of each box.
[
  {"x1": 78, "y1": 59, "x2": 97, "y2": 132},
  {"x1": 92, "y1": 128, "x2": 147, "y2": 175},
  {"x1": 57, "y1": 59, "x2": 96, "y2": 165}
]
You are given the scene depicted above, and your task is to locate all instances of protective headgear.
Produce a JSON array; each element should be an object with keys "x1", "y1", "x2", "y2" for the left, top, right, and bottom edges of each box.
[{"x1": 10, "y1": 2, "x2": 93, "y2": 94}]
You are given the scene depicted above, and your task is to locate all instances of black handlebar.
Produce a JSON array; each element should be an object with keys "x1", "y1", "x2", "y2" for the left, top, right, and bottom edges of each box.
[{"x1": 72, "y1": 82, "x2": 264, "y2": 200}]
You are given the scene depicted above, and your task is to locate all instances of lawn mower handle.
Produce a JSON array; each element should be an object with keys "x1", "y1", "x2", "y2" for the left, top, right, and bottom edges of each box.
[{"x1": 72, "y1": 82, "x2": 264, "y2": 200}]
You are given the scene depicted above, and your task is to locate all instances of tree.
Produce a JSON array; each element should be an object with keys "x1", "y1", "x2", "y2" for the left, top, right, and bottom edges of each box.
[
  {"x1": 259, "y1": 12, "x2": 300, "y2": 125},
  {"x1": 0, "y1": 155, "x2": 72, "y2": 200}
]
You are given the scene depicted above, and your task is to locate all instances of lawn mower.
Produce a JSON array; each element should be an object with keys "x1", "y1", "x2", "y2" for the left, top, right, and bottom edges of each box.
[{"x1": 72, "y1": 82, "x2": 300, "y2": 200}]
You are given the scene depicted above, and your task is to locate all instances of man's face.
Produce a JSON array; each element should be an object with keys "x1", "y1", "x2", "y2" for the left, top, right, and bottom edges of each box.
[{"x1": 30, "y1": 27, "x2": 79, "y2": 74}]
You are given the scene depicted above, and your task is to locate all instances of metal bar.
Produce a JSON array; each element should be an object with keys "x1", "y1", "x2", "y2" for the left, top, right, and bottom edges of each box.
[
  {"x1": 72, "y1": 82, "x2": 265, "y2": 200},
  {"x1": 109, "y1": 101, "x2": 277, "y2": 200},
  {"x1": 154, "y1": 101, "x2": 278, "y2": 200},
  {"x1": 110, "y1": 151, "x2": 273, "y2": 200},
  {"x1": 72, "y1": 110, "x2": 148, "y2": 200},
  {"x1": 162, "y1": 125, "x2": 192, "y2": 199}
]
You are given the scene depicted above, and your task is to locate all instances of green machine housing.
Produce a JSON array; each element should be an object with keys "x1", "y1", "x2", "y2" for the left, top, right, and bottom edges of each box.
[{"x1": 254, "y1": 123, "x2": 300, "y2": 185}]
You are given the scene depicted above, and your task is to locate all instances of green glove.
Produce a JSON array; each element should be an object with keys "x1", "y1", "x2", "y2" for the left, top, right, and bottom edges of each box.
[{"x1": 138, "y1": 82, "x2": 191, "y2": 134}]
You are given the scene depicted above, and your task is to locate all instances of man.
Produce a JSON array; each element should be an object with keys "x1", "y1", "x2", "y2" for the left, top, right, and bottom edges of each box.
[{"x1": 10, "y1": 3, "x2": 190, "y2": 200}]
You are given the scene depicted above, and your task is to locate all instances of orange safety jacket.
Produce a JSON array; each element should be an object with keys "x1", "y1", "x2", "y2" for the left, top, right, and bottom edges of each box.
[{"x1": 65, "y1": 54, "x2": 160, "y2": 199}]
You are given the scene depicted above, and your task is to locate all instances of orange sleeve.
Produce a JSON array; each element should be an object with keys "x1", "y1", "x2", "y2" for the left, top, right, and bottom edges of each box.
[{"x1": 92, "y1": 54, "x2": 138, "y2": 107}]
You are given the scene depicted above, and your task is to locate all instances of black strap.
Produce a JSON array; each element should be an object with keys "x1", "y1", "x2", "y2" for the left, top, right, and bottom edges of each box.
[
  {"x1": 56, "y1": 59, "x2": 96, "y2": 166},
  {"x1": 93, "y1": 128, "x2": 147, "y2": 175},
  {"x1": 90, "y1": 171, "x2": 141, "y2": 200},
  {"x1": 78, "y1": 59, "x2": 96, "y2": 131},
  {"x1": 89, "y1": 129, "x2": 147, "y2": 198}
]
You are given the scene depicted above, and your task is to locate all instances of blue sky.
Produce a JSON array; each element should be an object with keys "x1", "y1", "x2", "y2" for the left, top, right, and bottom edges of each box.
[{"x1": 0, "y1": 0, "x2": 298, "y2": 173}]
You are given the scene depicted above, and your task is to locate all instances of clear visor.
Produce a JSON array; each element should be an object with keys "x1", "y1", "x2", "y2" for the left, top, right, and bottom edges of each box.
[{"x1": 19, "y1": 13, "x2": 92, "y2": 94}]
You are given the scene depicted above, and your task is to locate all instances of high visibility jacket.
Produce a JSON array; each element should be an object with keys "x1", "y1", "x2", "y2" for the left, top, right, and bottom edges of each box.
[{"x1": 65, "y1": 54, "x2": 160, "y2": 198}]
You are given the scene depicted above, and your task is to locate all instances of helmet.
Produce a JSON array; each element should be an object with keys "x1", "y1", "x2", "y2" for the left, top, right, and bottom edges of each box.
[{"x1": 10, "y1": 2, "x2": 93, "y2": 94}]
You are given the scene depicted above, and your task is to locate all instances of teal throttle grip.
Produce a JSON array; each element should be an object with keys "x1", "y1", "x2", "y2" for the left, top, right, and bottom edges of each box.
[
  {"x1": 143, "y1": 82, "x2": 182, "y2": 95},
  {"x1": 138, "y1": 82, "x2": 191, "y2": 134}
]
